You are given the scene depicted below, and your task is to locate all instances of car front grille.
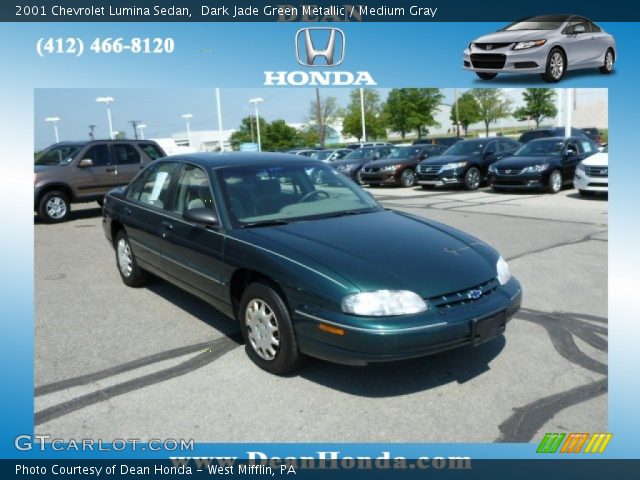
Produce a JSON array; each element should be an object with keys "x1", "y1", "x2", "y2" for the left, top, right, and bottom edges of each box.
[
  {"x1": 363, "y1": 167, "x2": 380, "y2": 173},
  {"x1": 474, "y1": 42, "x2": 512, "y2": 50},
  {"x1": 418, "y1": 164, "x2": 442, "y2": 174},
  {"x1": 496, "y1": 168, "x2": 524, "y2": 175},
  {"x1": 585, "y1": 166, "x2": 608, "y2": 177},
  {"x1": 428, "y1": 278, "x2": 500, "y2": 309},
  {"x1": 471, "y1": 53, "x2": 507, "y2": 69}
]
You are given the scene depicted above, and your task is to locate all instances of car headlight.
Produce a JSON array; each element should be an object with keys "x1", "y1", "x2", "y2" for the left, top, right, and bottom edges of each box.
[
  {"x1": 513, "y1": 39, "x2": 547, "y2": 50},
  {"x1": 497, "y1": 256, "x2": 511, "y2": 286},
  {"x1": 469, "y1": 42, "x2": 475, "y2": 49},
  {"x1": 442, "y1": 161, "x2": 468, "y2": 170},
  {"x1": 341, "y1": 290, "x2": 429, "y2": 316},
  {"x1": 521, "y1": 163, "x2": 549, "y2": 174},
  {"x1": 488, "y1": 164, "x2": 498, "y2": 173},
  {"x1": 381, "y1": 165, "x2": 400, "y2": 172}
]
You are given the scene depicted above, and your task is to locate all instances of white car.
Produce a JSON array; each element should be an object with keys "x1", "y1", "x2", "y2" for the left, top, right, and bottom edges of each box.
[{"x1": 574, "y1": 148, "x2": 608, "y2": 196}]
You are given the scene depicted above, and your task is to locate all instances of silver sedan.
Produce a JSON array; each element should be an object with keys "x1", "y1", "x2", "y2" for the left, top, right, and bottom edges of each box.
[{"x1": 463, "y1": 14, "x2": 616, "y2": 82}]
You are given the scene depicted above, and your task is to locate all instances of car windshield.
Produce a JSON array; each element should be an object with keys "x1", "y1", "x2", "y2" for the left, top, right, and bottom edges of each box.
[
  {"x1": 502, "y1": 15, "x2": 567, "y2": 31},
  {"x1": 344, "y1": 148, "x2": 380, "y2": 160},
  {"x1": 387, "y1": 147, "x2": 420, "y2": 159},
  {"x1": 310, "y1": 150, "x2": 332, "y2": 160},
  {"x1": 443, "y1": 140, "x2": 487, "y2": 156},
  {"x1": 217, "y1": 163, "x2": 381, "y2": 227},
  {"x1": 514, "y1": 139, "x2": 565, "y2": 156},
  {"x1": 35, "y1": 144, "x2": 83, "y2": 166}
]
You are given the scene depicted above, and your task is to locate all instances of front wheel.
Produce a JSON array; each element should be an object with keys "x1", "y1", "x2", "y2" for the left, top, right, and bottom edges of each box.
[
  {"x1": 476, "y1": 72, "x2": 497, "y2": 80},
  {"x1": 239, "y1": 282, "x2": 303, "y2": 375},
  {"x1": 37, "y1": 190, "x2": 70, "y2": 223},
  {"x1": 548, "y1": 170, "x2": 563, "y2": 194},
  {"x1": 355, "y1": 169, "x2": 365, "y2": 185},
  {"x1": 400, "y1": 168, "x2": 416, "y2": 187},
  {"x1": 464, "y1": 167, "x2": 481, "y2": 191},
  {"x1": 599, "y1": 49, "x2": 614, "y2": 74},
  {"x1": 541, "y1": 48, "x2": 565, "y2": 83},
  {"x1": 115, "y1": 230, "x2": 148, "y2": 287}
]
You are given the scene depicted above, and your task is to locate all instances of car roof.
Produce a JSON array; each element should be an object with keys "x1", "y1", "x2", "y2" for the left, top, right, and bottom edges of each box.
[
  {"x1": 459, "y1": 137, "x2": 504, "y2": 142},
  {"x1": 526, "y1": 136, "x2": 580, "y2": 142},
  {"x1": 156, "y1": 152, "x2": 322, "y2": 169}
]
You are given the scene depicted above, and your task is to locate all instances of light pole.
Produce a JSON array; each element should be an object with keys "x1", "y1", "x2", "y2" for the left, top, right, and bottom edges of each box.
[
  {"x1": 96, "y1": 97, "x2": 115, "y2": 139},
  {"x1": 137, "y1": 123, "x2": 146, "y2": 140},
  {"x1": 182, "y1": 113, "x2": 193, "y2": 147},
  {"x1": 249, "y1": 97, "x2": 263, "y2": 151},
  {"x1": 359, "y1": 88, "x2": 366, "y2": 142},
  {"x1": 45, "y1": 117, "x2": 60, "y2": 143}
]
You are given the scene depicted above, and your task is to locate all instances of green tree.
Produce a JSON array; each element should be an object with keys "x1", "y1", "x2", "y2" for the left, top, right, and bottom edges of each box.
[
  {"x1": 383, "y1": 88, "x2": 444, "y2": 139},
  {"x1": 471, "y1": 89, "x2": 512, "y2": 136},
  {"x1": 229, "y1": 116, "x2": 262, "y2": 150},
  {"x1": 341, "y1": 89, "x2": 386, "y2": 141},
  {"x1": 513, "y1": 88, "x2": 558, "y2": 128},
  {"x1": 309, "y1": 90, "x2": 339, "y2": 148},
  {"x1": 450, "y1": 92, "x2": 481, "y2": 136},
  {"x1": 263, "y1": 120, "x2": 301, "y2": 151}
]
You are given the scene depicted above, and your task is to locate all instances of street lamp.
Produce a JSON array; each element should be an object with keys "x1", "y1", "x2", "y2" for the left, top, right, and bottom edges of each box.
[
  {"x1": 96, "y1": 96, "x2": 115, "y2": 139},
  {"x1": 137, "y1": 123, "x2": 147, "y2": 140},
  {"x1": 45, "y1": 117, "x2": 60, "y2": 143},
  {"x1": 249, "y1": 98, "x2": 263, "y2": 151},
  {"x1": 182, "y1": 113, "x2": 193, "y2": 147}
]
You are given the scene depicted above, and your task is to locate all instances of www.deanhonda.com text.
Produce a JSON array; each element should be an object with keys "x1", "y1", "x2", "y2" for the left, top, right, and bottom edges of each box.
[{"x1": 171, "y1": 452, "x2": 472, "y2": 471}]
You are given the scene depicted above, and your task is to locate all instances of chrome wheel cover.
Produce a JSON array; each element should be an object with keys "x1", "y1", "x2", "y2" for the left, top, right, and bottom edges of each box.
[
  {"x1": 401, "y1": 169, "x2": 415, "y2": 187},
  {"x1": 245, "y1": 298, "x2": 280, "y2": 361},
  {"x1": 46, "y1": 196, "x2": 67, "y2": 219},
  {"x1": 550, "y1": 52, "x2": 564, "y2": 79},
  {"x1": 117, "y1": 238, "x2": 133, "y2": 278},
  {"x1": 466, "y1": 169, "x2": 480, "y2": 189},
  {"x1": 605, "y1": 52, "x2": 613, "y2": 71},
  {"x1": 551, "y1": 171, "x2": 562, "y2": 192}
]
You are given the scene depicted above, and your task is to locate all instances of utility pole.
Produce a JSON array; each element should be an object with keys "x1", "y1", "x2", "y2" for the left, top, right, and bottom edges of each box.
[
  {"x1": 315, "y1": 88, "x2": 324, "y2": 148},
  {"x1": 129, "y1": 120, "x2": 141, "y2": 140},
  {"x1": 454, "y1": 89, "x2": 461, "y2": 137},
  {"x1": 89, "y1": 125, "x2": 96, "y2": 140},
  {"x1": 215, "y1": 88, "x2": 224, "y2": 153},
  {"x1": 359, "y1": 88, "x2": 366, "y2": 142}
]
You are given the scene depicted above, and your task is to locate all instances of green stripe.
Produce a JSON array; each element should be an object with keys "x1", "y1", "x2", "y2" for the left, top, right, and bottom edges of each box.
[
  {"x1": 548, "y1": 433, "x2": 566, "y2": 453},
  {"x1": 537, "y1": 433, "x2": 553, "y2": 453}
]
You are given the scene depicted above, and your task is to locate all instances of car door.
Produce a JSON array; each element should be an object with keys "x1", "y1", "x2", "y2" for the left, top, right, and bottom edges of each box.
[
  {"x1": 112, "y1": 143, "x2": 145, "y2": 186},
  {"x1": 72, "y1": 142, "x2": 118, "y2": 199},
  {"x1": 587, "y1": 21, "x2": 609, "y2": 65},
  {"x1": 561, "y1": 140, "x2": 583, "y2": 181},
  {"x1": 479, "y1": 141, "x2": 500, "y2": 174},
  {"x1": 160, "y1": 163, "x2": 227, "y2": 311},
  {"x1": 124, "y1": 161, "x2": 181, "y2": 272},
  {"x1": 562, "y1": 18, "x2": 593, "y2": 67}
]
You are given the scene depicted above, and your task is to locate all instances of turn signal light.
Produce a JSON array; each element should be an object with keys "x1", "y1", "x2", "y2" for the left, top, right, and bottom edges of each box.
[{"x1": 319, "y1": 323, "x2": 345, "y2": 336}]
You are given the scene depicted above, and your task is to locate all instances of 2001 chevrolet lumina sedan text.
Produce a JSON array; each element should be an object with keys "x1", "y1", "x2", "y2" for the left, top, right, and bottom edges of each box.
[
  {"x1": 463, "y1": 14, "x2": 616, "y2": 82},
  {"x1": 103, "y1": 153, "x2": 522, "y2": 374}
]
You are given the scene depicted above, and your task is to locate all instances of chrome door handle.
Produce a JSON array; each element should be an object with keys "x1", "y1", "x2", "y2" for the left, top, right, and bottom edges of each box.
[{"x1": 161, "y1": 220, "x2": 173, "y2": 231}]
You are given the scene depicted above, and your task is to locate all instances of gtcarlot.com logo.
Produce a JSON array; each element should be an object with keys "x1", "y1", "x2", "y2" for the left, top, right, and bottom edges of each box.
[{"x1": 264, "y1": 28, "x2": 376, "y2": 86}]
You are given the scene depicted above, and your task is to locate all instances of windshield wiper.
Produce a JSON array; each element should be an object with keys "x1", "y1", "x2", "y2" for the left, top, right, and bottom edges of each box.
[
  {"x1": 240, "y1": 219, "x2": 291, "y2": 229},
  {"x1": 323, "y1": 209, "x2": 376, "y2": 219}
]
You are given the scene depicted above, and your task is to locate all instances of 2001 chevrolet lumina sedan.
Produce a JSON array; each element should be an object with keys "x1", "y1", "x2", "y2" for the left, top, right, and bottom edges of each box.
[
  {"x1": 463, "y1": 14, "x2": 616, "y2": 82},
  {"x1": 103, "y1": 153, "x2": 522, "y2": 374}
]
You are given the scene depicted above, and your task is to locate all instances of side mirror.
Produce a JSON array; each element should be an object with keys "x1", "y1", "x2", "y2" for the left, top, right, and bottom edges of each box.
[
  {"x1": 565, "y1": 149, "x2": 577, "y2": 157},
  {"x1": 484, "y1": 149, "x2": 495, "y2": 157},
  {"x1": 574, "y1": 25, "x2": 586, "y2": 34},
  {"x1": 183, "y1": 208, "x2": 218, "y2": 227},
  {"x1": 78, "y1": 158, "x2": 94, "y2": 168}
]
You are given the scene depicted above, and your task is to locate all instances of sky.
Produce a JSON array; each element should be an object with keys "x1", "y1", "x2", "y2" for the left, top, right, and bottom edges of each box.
[{"x1": 34, "y1": 88, "x2": 607, "y2": 149}]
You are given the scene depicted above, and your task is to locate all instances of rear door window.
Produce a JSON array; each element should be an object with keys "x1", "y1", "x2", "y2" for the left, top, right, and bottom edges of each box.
[
  {"x1": 113, "y1": 144, "x2": 141, "y2": 165},
  {"x1": 128, "y1": 162, "x2": 180, "y2": 210}
]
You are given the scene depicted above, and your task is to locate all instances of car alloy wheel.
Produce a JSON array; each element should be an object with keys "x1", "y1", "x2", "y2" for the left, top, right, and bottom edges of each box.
[
  {"x1": 46, "y1": 196, "x2": 67, "y2": 220},
  {"x1": 401, "y1": 168, "x2": 416, "y2": 187},
  {"x1": 38, "y1": 190, "x2": 70, "y2": 223},
  {"x1": 542, "y1": 48, "x2": 565, "y2": 82},
  {"x1": 600, "y1": 50, "x2": 614, "y2": 74},
  {"x1": 245, "y1": 298, "x2": 280, "y2": 361},
  {"x1": 549, "y1": 170, "x2": 562, "y2": 193},
  {"x1": 356, "y1": 169, "x2": 365, "y2": 185},
  {"x1": 114, "y1": 230, "x2": 148, "y2": 287},
  {"x1": 464, "y1": 167, "x2": 481, "y2": 190},
  {"x1": 117, "y1": 238, "x2": 133, "y2": 278}
]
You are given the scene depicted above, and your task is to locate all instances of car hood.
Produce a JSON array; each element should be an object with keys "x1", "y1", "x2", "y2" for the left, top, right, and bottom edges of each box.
[
  {"x1": 494, "y1": 155, "x2": 556, "y2": 168},
  {"x1": 239, "y1": 210, "x2": 499, "y2": 298},
  {"x1": 364, "y1": 157, "x2": 416, "y2": 168},
  {"x1": 474, "y1": 30, "x2": 552, "y2": 44},
  {"x1": 421, "y1": 154, "x2": 478, "y2": 165},
  {"x1": 581, "y1": 152, "x2": 608, "y2": 167}
]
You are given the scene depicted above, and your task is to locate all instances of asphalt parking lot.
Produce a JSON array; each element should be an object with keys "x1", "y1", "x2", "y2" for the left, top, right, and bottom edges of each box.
[{"x1": 34, "y1": 186, "x2": 608, "y2": 443}]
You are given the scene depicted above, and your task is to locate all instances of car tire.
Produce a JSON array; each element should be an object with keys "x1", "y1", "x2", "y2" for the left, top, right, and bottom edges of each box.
[
  {"x1": 239, "y1": 282, "x2": 303, "y2": 375},
  {"x1": 599, "y1": 49, "x2": 614, "y2": 74},
  {"x1": 476, "y1": 72, "x2": 498, "y2": 80},
  {"x1": 541, "y1": 48, "x2": 566, "y2": 83},
  {"x1": 114, "y1": 230, "x2": 148, "y2": 287},
  {"x1": 37, "y1": 190, "x2": 70, "y2": 223},
  {"x1": 355, "y1": 169, "x2": 365, "y2": 185},
  {"x1": 579, "y1": 189, "x2": 596, "y2": 197},
  {"x1": 400, "y1": 168, "x2": 416, "y2": 187},
  {"x1": 548, "y1": 170, "x2": 563, "y2": 194},
  {"x1": 464, "y1": 167, "x2": 481, "y2": 191}
]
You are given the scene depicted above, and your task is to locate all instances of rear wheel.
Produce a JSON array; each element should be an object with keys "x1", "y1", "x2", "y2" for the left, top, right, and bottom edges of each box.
[
  {"x1": 599, "y1": 49, "x2": 614, "y2": 74},
  {"x1": 464, "y1": 167, "x2": 481, "y2": 190},
  {"x1": 115, "y1": 230, "x2": 148, "y2": 287},
  {"x1": 476, "y1": 72, "x2": 497, "y2": 80},
  {"x1": 239, "y1": 282, "x2": 303, "y2": 375},
  {"x1": 548, "y1": 170, "x2": 563, "y2": 194},
  {"x1": 400, "y1": 168, "x2": 416, "y2": 187},
  {"x1": 37, "y1": 190, "x2": 70, "y2": 223},
  {"x1": 541, "y1": 48, "x2": 565, "y2": 83}
]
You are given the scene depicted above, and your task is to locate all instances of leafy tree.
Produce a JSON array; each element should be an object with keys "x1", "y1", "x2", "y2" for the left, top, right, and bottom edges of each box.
[
  {"x1": 309, "y1": 90, "x2": 339, "y2": 148},
  {"x1": 383, "y1": 88, "x2": 444, "y2": 139},
  {"x1": 513, "y1": 88, "x2": 558, "y2": 128},
  {"x1": 450, "y1": 91, "x2": 481, "y2": 136},
  {"x1": 341, "y1": 89, "x2": 386, "y2": 141},
  {"x1": 471, "y1": 89, "x2": 512, "y2": 136},
  {"x1": 229, "y1": 116, "x2": 263, "y2": 150},
  {"x1": 263, "y1": 120, "x2": 301, "y2": 151}
]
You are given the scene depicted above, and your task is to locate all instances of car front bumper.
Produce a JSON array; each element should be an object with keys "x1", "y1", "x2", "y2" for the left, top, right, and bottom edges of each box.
[
  {"x1": 574, "y1": 169, "x2": 608, "y2": 192},
  {"x1": 417, "y1": 167, "x2": 465, "y2": 186},
  {"x1": 463, "y1": 45, "x2": 549, "y2": 74},
  {"x1": 488, "y1": 172, "x2": 548, "y2": 190},
  {"x1": 360, "y1": 170, "x2": 400, "y2": 185},
  {"x1": 293, "y1": 277, "x2": 522, "y2": 366}
]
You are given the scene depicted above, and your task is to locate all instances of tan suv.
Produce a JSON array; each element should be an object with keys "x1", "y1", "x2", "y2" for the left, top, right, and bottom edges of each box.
[{"x1": 34, "y1": 140, "x2": 166, "y2": 222}]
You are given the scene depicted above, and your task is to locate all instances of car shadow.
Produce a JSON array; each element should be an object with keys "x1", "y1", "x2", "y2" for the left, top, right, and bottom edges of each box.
[
  {"x1": 566, "y1": 192, "x2": 608, "y2": 201},
  {"x1": 299, "y1": 335, "x2": 505, "y2": 397},
  {"x1": 34, "y1": 207, "x2": 103, "y2": 224},
  {"x1": 471, "y1": 69, "x2": 617, "y2": 85}
]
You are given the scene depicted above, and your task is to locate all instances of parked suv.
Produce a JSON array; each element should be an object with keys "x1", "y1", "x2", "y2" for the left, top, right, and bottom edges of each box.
[{"x1": 34, "y1": 140, "x2": 166, "y2": 222}]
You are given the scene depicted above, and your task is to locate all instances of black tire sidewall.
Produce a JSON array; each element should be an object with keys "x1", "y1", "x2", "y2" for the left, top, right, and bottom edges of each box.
[
  {"x1": 38, "y1": 190, "x2": 70, "y2": 223},
  {"x1": 238, "y1": 282, "x2": 301, "y2": 375}
]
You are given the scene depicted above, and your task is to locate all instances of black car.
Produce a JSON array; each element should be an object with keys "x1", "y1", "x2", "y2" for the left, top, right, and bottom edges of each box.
[
  {"x1": 518, "y1": 127, "x2": 591, "y2": 144},
  {"x1": 331, "y1": 145, "x2": 395, "y2": 184},
  {"x1": 488, "y1": 137, "x2": 599, "y2": 193},
  {"x1": 413, "y1": 137, "x2": 463, "y2": 147},
  {"x1": 417, "y1": 137, "x2": 521, "y2": 190},
  {"x1": 360, "y1": 145, "x2": 448, "y2": 188},
  {"x1": 580, "y1": 127, "x2": 605, "y2": 146}
]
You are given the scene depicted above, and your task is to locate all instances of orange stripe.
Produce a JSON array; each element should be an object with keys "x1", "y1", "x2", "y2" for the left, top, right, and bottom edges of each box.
[
  {"x1": 573, "y1": 433, "x2": 589, "y2": 453},
  {"x1": 561, "y1": 434, "x2": 578, "y2": 453}
]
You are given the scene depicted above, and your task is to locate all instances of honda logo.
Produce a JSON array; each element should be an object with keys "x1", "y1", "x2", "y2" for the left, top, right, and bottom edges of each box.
[
  {"x1": 486, "y1": 44, "x2": 493, "y2": 50},
  {"x1": 295, "y1": 28, "x2": 345, "y2": 67}
]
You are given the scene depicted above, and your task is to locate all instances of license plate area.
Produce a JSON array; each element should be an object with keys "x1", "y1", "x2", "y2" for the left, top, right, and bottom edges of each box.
[{"x1": 471, "y1": 311, "x2": 506, "y2": 346}]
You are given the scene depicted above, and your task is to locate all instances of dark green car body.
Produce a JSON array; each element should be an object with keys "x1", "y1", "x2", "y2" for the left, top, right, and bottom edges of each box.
[{"x1": 103, "y1": 153, "x2": 521, "y2": 367}]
